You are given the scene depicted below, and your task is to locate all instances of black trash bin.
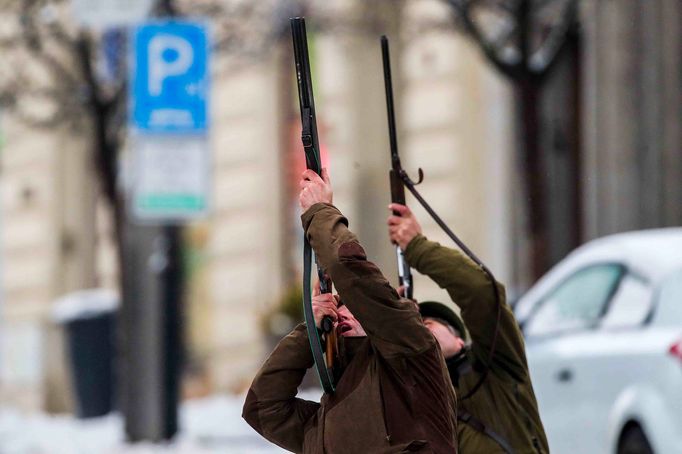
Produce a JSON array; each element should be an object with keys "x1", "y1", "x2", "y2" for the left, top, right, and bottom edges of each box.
[{"x1": 54, "y1": 290, "x2": 118, "y2": 418}]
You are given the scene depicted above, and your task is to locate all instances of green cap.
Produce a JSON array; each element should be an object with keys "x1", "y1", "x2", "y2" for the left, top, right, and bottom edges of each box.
[{"x1": 419, "y1": 301, "x2": 467, "y2": 341}]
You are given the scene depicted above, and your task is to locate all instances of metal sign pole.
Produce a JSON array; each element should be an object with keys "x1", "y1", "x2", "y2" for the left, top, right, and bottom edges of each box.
[{"x1": 123, "y1": 4, "x2": 209, "y2": 441}]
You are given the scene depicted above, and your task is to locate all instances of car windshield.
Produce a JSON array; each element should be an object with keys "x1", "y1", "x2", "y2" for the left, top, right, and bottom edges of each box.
[
  {"x1": 524, "y1": 264, "x2": 624, "y2": 337},
  {"x1": 653, "y1": 269, "x2": 682, "y2": 326}
]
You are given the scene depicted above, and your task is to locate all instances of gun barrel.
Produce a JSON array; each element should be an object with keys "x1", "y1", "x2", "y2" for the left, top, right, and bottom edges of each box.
[
  {"x1": 383, "y1": 36, "x2": 414, "y2": 301},
  {"x1": 291, "y1": 17, "x2": 322, "y2": 175},
  {"x1": 291, "y1": 17, "x2": 336, "y2": 394},
  {"x1": 381, "y1": 36, "x2": 401, "y2": 169},
  {"x1": 396, "y1": 247, "x2": 413, "y2": 299}
]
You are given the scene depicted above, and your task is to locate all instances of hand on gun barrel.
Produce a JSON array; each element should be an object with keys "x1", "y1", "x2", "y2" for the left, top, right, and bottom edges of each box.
[{"x1": 387, "y1": 203, "x2": 422, "y2": 251}]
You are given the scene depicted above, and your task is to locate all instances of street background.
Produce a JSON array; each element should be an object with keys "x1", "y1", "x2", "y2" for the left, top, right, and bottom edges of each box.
[{"x1": 0, "y1": 0, "x2": 680, "y2": 452}]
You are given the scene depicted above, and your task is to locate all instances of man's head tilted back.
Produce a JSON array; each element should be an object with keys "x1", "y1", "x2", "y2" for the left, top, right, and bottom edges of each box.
[{"x1": 419, "y1": 301, "x2": 467, "y2": 358}]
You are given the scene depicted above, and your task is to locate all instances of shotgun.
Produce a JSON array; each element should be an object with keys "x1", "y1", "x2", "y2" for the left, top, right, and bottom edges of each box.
[
  {"x1": 380, "y1": 35, "x2": 502, "y2": 400},
  {"x1": 381, "y1": 36, "x2": 414, "y2": 300},
  {"x1": 291, "y1": 17, "x2": 336, "y2": 394}
]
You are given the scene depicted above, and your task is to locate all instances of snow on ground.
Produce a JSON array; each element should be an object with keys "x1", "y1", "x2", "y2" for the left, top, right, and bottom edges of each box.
[{"x1": 0, "y1": 391, "x2": 323, "y2": 454}]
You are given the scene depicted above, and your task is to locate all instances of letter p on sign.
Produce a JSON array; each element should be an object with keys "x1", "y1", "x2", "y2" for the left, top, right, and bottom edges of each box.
[{"x1": 148, "y1": 34, "x2": 194, "y2": 96}]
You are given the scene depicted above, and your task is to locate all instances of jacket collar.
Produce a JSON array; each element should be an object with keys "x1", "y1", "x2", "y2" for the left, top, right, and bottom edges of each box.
[{"x1": 445, "y1": 348, "x2": 472, "y2": 387}]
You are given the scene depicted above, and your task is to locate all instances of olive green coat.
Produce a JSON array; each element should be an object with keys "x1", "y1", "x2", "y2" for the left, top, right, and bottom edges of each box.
[
  {"x1": 405, "y1": 235, "x2": 550, "y2": 454},
  {"x1": 243, "y1": 204, "x2": 458, "y2": 453}
]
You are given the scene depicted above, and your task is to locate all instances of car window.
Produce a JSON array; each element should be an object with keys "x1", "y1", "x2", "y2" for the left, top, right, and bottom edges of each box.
[
  {"x1": 652, "y1": 269, "x2": 682, "y2": 326},
  {"x1": 600, "y1": 274, "x2": 653, "y2": 329},
  {"x1": 524, "y1": 264, "x2": 624, "y2": 337}
]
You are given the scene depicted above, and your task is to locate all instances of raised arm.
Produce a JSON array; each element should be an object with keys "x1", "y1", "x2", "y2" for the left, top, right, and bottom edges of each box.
[
  {"x1": 242, "y1": 324, "x2": 320, "y2": 452},
  {"x1": 301, "y1": 203, "x2": 434, "y2": 357},
  {"x1": 298, "y1": 169, "x2": 434, "y2": 357},
  {"x1": 389, "y1": 204, "x2": 529, "y2": 380}
]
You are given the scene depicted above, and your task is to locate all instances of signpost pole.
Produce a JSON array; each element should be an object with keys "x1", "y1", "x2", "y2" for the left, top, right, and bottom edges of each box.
[
  {"x1": 160, "y1": 223, "x2": 182, "y2": 438},
  {"x1": 72, "y1": 0, "x2": 202, "y2": 442},
  {"x1": 156, "y1": 3, "x2": 182, "y2": 440},
  {"x1": 122, "y1": 3, "x2": 209, "y2": 441}
]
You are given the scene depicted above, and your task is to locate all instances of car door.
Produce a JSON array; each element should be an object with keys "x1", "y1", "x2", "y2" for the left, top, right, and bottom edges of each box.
[
  {"x1": 573, "y1": 272, "x2": 655, "y2": 453},
  {"x1": 522, "y1": 263, "x2": 625, "y2": 454}
]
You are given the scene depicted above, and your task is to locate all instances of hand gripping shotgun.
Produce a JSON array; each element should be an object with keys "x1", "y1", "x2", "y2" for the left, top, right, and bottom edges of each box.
[
  {"x1": 381, "y1": 36, "x2": 502, "y2": 400},
  {"x1": 291, "y1": 17, "x2": 336, "y2": 394}
]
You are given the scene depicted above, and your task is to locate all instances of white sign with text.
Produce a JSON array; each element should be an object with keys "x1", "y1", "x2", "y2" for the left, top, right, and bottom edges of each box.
[
  {"x1": 71, "y1": 0, "x2": 154, "y2": 29},
  {"x1": 131, "y1": 135, "x2": 210, "y2": 222}
]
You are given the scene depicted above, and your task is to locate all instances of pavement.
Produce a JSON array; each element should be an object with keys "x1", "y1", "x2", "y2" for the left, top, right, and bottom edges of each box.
[{"x1": 0, "y1": 391, "x2": 322, "y2": 454}]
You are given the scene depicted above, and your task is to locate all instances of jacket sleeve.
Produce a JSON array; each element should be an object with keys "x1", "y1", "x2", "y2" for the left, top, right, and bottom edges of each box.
[
  {"x1": 301, "y1": 203, "x2": 435, "y2": 358},
  {"x1": 404, "y1": 234, "x2": 529, "y2": 380},
  {"x1": 242, "y1": 324, "x2": 320, "y2": 452}
]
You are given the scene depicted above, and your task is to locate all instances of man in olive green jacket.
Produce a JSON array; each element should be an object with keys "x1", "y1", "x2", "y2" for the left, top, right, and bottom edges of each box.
[
  {"x1": 242, "y1": 169, "x2": 458, "y2": 453},
  {"x1": 388, "y1": 203, "x2": 549, "y2": 454}
]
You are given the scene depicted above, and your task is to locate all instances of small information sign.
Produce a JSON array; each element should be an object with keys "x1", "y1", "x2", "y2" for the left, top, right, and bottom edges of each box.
[{"x1": 132, "y1": 136, "x2": 210, "y2": 221}]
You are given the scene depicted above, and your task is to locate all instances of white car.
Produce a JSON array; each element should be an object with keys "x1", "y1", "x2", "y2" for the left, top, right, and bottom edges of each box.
[{"x1": 514, "y1": 228, "x2": 682, "y2": 454}]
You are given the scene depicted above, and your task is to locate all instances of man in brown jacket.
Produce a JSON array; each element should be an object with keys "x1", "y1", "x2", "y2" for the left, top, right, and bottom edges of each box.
[
  {"x1": 387, "y1": 203, "x2": 549, "y2": 454},
  {"x1": 242, "y1": 169, "x2": 458, "y2": 453}
]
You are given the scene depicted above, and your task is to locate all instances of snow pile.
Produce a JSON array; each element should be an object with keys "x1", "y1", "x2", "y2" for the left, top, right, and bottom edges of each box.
[
  {"x1": 0, "y1": 391, "x2": 322, "y2": 453},
  {"x1": 0, "y1": 409, "x2": 123, "y2": 453},
  {"x1": 52, "y1": 289, "x2": 119, "y2": 324}
]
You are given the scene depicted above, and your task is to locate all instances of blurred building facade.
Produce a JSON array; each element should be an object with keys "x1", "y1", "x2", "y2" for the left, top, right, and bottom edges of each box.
[
  {"x1": 580, "y1": 0, "x2": 682, "y2": 237},
  {"x1": 1, "y1": 0, "x2": 680, "y2": 412},
  {"x1": 199, "y1": 0, "x2": 515, "y2": 395},
  {"x1": 0, "y1": 116, "x2": 98, "y2": 410},
  {"x1": 0, "y1": 0, "x2": 513, "y2": 410}
]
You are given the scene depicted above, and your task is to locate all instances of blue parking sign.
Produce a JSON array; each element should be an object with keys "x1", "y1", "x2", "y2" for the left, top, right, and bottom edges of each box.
[{"x1": 131, "y1": 21, "x2": 209, "y2": 133}]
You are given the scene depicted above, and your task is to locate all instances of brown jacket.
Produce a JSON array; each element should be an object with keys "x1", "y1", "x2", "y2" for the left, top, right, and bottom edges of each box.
[
  {"x1": 405, "y1": 235, "x2": 550, "y2": 454},
  {"x1": 243, "y1": 204, "x2": 458, "y2": 453}
]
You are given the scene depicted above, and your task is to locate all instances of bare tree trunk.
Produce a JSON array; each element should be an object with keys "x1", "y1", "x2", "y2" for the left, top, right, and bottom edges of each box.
[
  {"x1": 77, "y1": 18, "x2": 182, "y2": 441},
  {"x1": 516, "y1": 77, "x2": 549, "y2": 280},
  {"x1": 441, "y1": 0, "x2": 579, "y2": 283}
]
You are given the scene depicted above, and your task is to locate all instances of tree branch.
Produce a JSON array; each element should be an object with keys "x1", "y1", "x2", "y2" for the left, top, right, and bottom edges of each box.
[
  {"x1": 19, "y1": 1, "x2": 81, "y2": 92},
  {"x1": 443, "y1": 0, "x2": 523, "y2": 79},
  {"x1": 10, "y1": 86, "x2": 79, "y2": 128},
  {"x1": 529, "y1": 0, "x2": 577, "y2": 75},
  {"x1": 74, "y1": 32, "x2": 105, "y2": 108},
  {"x1": 490, "y1": 19, "x2": 518, "y2": 51},
  {"x1": 480, "y1": 0, "x2": 516, "y2": 15},
  {"x1": 72, "y1": 30, "x2": 121, "y2": 207}
]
